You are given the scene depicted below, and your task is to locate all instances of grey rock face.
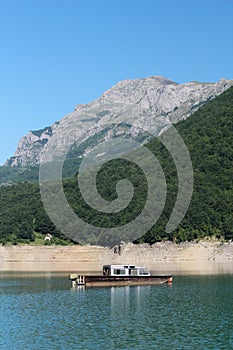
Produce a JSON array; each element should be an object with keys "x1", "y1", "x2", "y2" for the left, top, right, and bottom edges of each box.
[{"x1": 5, "y1": 76, "x2": 233, "y2": 167}]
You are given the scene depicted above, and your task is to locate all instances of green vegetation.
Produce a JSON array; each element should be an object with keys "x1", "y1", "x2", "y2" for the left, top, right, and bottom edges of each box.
[
  {"x1": 0, "y1": 87, "x2": 232, "y2": 245},
  {"x1": 0, "y1": 165, "x2": 40, "y2": 184},
  {"x1": 0, "y1": 182, "x2": 73, "y2": 245},
  {"x1": 31, "y1": 126, "x2": 53, "y2": 138}
]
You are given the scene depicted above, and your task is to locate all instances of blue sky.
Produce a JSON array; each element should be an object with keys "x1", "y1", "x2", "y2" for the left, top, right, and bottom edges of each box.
[{"x1": 0, "y1": 0, "x2": 232, "y2": 165}]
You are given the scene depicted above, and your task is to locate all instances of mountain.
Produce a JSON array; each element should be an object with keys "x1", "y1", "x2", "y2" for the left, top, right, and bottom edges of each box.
[
  {"x1": 5, "y1": 76, "x2": 233, "y2": 168},
  {"x1": 1, "y1": 86, "x2": 233, "y2": 245}
]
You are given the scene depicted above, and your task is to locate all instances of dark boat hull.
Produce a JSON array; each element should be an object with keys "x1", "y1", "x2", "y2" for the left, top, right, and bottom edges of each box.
[{"x1": 70, "y1": 274, "x2": 173, "y2": 287}]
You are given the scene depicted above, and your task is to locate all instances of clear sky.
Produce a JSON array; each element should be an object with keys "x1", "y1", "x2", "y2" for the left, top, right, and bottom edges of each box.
[{"x1": 0, "y1": 0, "x2": 232, "y2": 165}]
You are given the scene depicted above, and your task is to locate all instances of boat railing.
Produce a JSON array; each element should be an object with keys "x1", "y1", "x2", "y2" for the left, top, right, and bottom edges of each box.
[{"x1": 77, "y1": 275, "x2": 85, "y2": 285}]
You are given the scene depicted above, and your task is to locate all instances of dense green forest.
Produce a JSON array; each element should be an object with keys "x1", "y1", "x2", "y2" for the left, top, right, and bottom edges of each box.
[{"x1": 0, "y1": 86, "x2": 232, "y2": 245}]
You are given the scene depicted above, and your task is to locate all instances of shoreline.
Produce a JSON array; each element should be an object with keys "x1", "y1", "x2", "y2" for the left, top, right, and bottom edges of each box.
[{"x1": 0, "y1": 240, "x2": 233, "y2": 275}]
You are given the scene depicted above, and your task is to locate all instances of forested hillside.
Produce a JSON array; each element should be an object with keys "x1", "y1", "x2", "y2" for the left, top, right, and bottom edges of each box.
[
  {"x1": 144, "y1": 85, "x2": 233, "y2": 243},
  {"x1": 0, "y1": 87, "x2": 232, "y2": 245}
]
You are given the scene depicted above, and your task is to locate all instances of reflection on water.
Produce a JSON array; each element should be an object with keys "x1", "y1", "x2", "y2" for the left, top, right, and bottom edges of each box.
[{"x1": 110, "y1": 285, "x2": 151, "y2": 314}]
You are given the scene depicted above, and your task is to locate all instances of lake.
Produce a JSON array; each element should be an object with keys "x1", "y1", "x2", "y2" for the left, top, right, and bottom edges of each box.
[{"x1": 0, "y1": 273, "x2": 233, "y2": 350}]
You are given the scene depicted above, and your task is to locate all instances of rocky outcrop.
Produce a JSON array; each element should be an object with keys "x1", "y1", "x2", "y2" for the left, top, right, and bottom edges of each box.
[
  {"x1": 5, "y1": 76, "x2": 233, "y2": 167},
  {"x1": 5, "y1": 126, "x2": 54, "y2": 166}
]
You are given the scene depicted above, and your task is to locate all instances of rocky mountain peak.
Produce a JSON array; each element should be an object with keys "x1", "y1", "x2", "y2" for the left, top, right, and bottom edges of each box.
[{"x1": 5, "y1": 76, "x2": 233, "y2": 167}]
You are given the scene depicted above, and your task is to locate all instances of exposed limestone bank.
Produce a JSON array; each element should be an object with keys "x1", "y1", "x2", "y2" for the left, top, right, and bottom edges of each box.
[
  {"x1": 0, "y1": 241, "x2": 233, "y2": 274},
  {"x1": 104, "y1": 241, "x2": 233, "y2": 274}
]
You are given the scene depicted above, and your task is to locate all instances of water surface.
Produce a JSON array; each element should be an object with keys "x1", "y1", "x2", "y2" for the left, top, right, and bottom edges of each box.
[{"x1": 0, "y1": 274, "x2": 233, "y2": 349}]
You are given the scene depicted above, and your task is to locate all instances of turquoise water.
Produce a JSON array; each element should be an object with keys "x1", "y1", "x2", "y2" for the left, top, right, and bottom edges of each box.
[{"x1": 0, "y1": 274, "x2": 233, "y2": 350}]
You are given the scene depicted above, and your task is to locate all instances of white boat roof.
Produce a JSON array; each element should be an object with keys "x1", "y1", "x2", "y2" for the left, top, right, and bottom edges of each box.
[{"x1": 103, "y1": 264, "x2": 148, "y2": 269}]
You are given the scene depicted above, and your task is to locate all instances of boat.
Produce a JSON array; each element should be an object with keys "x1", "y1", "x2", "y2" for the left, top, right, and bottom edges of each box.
[{"x1": 69, "y1": 264, "x2": 173, "y2": 287}]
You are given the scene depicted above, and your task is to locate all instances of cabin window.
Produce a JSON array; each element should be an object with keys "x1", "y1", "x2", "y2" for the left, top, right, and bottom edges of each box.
[
  {"x1": 113, "y1": 269, "x2": 125, "y2": 275},
  {"x1": 129, "y1": 269, "x2": 138, "y2": 276}
]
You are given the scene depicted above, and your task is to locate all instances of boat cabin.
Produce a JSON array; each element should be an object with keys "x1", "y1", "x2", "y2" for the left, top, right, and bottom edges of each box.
[{"x1": 103, "y1": 264, "x2": 150, "y2": 277}]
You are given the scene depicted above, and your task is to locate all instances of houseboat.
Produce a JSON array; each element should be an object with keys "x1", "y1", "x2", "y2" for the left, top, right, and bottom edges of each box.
[{"x1": 69, "y1": 264, "x2": 172, "y2": 287}]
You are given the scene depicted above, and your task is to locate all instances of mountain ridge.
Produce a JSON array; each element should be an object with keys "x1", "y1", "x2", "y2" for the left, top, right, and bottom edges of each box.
[{"x1": 5, "y1": 76, "x2": 233, "y2": 167}]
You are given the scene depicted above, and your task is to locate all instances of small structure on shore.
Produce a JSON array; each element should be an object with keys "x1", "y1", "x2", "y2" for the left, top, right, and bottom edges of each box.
[{"x1": 44, "y1": 234, "x2": 53, "y2": 242}]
